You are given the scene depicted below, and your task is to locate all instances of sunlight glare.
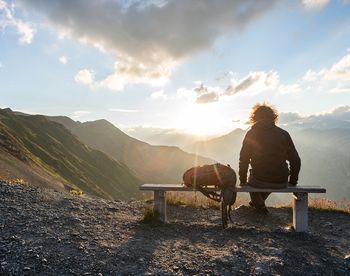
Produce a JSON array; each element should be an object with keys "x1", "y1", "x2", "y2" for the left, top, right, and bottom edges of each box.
[{"x1": 176, "y1": 105, "x2": 229, "y2": 137}]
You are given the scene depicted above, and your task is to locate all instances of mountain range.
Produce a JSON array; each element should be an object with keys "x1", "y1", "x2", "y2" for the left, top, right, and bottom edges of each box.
[
  {"x1": 47, "y1": 116, "x2": 213, "y2": 183},
  {"x1": 0, "y1": 108, "x2": 213, "y2": 200},
  {"x1": 1, "y1": 107, "x2": 349, "y2": 201},
  {"x1": 123, "y1": 126, "x2": 212, "y2": 148},
  {"x1": 0, "y1": 108, "x2": 140, "y2": 200}
]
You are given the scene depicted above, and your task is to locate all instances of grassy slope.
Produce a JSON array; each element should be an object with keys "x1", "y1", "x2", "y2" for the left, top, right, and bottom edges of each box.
[
  {"x1": 0, "y1": 147, "x2": 66, "y2": 191},
  {"x1": 0, "y1": 108, "x2": 140, "y2": 200},
  {"x1": 48, "y1": 116, "x2": 215, "y2": 183}
]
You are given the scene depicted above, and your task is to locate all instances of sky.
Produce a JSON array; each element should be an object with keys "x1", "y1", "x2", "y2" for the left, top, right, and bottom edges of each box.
[{"x1": 1, "y1": 0, "x2": 350, "y2": 136}]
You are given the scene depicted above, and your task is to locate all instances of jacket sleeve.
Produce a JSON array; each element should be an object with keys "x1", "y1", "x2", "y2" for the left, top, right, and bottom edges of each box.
[
  {"x1": 286, "y1": 132, "x2": 301, "y2": 185},
  {"x1": 239, "y1": 132, "x2": 252, "y2": 183}
]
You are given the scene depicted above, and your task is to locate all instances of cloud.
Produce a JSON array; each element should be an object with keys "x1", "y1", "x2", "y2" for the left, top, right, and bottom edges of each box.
[
  {"x1": 178, "y1": 49, "x2": 350, "y2": 105},
  {"x1": 305, "y1": 105, "x2": 349, "y2": 119},
  {"x1": 328, "y1": 105, "x2": 350, "y2": 120},
  {"x1": 74, "y1": 69, "x2": 94, "y2": 85},
  {"x1": 108, "y1": 108, "x2": 140, "y2": 113},
  {"x1": 189, "y1": 71, "x2": 280, "y2": 104},
  {"x1": 303, "y1": 69, "x2": 326, "y2": 82},
  {"x1": 178, "y1": 71, "x2": 281, "y2": 105},
  {"x1": 329, "y1": 86, "x2": 350, "y2": 94},
  {"x1": 278, "y1": 106, "x2": 350, "y2": 128},
  {"x1": 72, "y1": 110, "x2": 90, "y2": 119},
  {"x1": 192, "y1": 83, "x2": 222, "y2": 104},
  {"x1": 279, "y1": 112, "x2": 303, "y2": 124},
  {"x1": 59, "y1": 55, "x2": 67, "y2": 64},
  {"x1": 278, "y1": 83, "x2": 302, "y2": 94},
  {"x1": 278, "y1": 52, "x2": 350, "y2": 95},
  {"x1": 195, "y1": 92, "x2": 220, "y2": 104},
  {"x1": 325, "y1": 53, "x2": 350, "y2": 81},
  {"x1": 225, "y1": 71, "x2": 279, "y2": 96},
  {"x1": 73, "y1": 62, "x2": 170, "y2": 91},
  {"x1": 0, "y1": 0, "x2": 35, "y2": 44},
  {"x1": 226, "y1": 74, "x2": 260, "y2": 95},
  {"x1": 301, "y1": 0, "x2": 330, "y2": 10},
  {"x1": 151, "y1": 90, "x2": 167, "y2": 100},
  {"x1": 98, "y1": 61, "x2": 170, "y2": 91},
  {"x1": 302, "y1": 52, "x2": 350, "y2": 94},
  {"x1": 304, "y1": 53, "x2": 350, "y2": 82},
  {"x1": 17, "y1": 0, "x2": 276, "y2": 89}
]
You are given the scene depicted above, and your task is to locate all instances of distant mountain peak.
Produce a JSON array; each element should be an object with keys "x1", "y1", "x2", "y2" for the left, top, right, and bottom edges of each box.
[
  {"x1": 0, "y1": 108, "x2": 13, "y2": 114},
  {"x1": 85, "y1": 119, "x2": 116, "y2": 128}
]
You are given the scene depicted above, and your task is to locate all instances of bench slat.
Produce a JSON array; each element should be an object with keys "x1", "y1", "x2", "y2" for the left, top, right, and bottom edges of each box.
[{"x1": 140, "y1": 184, "x2": 326, "y2": 193}]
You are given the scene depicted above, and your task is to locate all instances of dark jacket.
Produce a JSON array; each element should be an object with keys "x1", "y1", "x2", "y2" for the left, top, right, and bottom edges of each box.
[{"x1": 239, "y1": 119, "x2": 301, "y2": 185}]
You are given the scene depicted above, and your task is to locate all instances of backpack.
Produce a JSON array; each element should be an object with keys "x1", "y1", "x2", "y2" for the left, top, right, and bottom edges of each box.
[{"x1": 183, "y1": 163, "x2": 237, "y2": 228}]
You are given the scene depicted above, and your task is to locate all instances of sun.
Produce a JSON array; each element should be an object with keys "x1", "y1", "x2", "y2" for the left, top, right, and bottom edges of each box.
[{"x1": 176, "y1": 105, "x2": 228, "y2": 137}]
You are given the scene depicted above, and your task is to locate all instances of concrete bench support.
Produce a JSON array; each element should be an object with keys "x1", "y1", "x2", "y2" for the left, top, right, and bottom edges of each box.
[
  {"x1": 154, "y1": 190, "x2": 167, "y2": 222},
  {"x1": 292, "y1": 192, "x2": 308, "y2": 232},
  {"x1": 140, "y1": 184, "x2": 326, "y2": 232}
]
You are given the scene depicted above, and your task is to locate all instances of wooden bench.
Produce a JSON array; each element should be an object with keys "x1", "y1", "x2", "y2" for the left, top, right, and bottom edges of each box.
[{"x1": 140, "y1": 184, "x2": 326, "y2": 232}]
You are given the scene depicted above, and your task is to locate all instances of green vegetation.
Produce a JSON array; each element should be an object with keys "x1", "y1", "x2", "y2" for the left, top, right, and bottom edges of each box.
[
  {"x1": 0, "y1": 108, "x2": 141, "y2": 200},
  {"x1": 70, "y1": 189, "x2": 84, "y2": 196},
  {"x1": 2, "y1": 177, "x2": 29, "y2": 186},
  {"x1": 13, "y1": 178, "x2": 28, "y2": 185},
  {"x1": 142, "y1": 207, "x2": 159, "y2": 222}
]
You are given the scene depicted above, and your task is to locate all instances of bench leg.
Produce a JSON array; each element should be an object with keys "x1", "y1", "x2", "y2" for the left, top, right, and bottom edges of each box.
[
  {"x1": 292, "y1": 192, "x2": 308, "y2": 232},
  {"x1": 154, "y1": 191, "x2": 167, "y2": 222}
]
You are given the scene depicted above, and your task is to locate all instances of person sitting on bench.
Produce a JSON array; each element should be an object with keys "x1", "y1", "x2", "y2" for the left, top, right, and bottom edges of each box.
[{"x1": 239, "y1": 103, "x2": 301, "y2": 214}]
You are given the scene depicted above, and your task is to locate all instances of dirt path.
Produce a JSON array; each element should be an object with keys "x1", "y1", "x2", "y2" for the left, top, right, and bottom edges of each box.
[{"x1": 1, "y1": 182, "x2": 349, "y2": 275}]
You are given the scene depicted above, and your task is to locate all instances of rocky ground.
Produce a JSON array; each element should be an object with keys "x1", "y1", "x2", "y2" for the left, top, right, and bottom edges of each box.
[{"x1": 0, "y1": 182, "x2": 349, "y2": 275}]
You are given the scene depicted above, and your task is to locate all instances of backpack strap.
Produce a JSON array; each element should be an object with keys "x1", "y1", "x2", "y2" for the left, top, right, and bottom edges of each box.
[
  {"x1": 196, "y1": 186, "x2": 221, "y2": 202},
  {"x1": 221, "y1": 186, "x2": 237, "y2": 228}
]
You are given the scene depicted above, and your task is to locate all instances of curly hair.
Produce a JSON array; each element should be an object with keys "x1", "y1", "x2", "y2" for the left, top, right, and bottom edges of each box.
[{"x1": 249, "y1": 103, "x2": 278, "y2": 125}]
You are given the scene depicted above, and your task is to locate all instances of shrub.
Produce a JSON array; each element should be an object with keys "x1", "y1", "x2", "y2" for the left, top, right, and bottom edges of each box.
[
  {"x1": 0, "y1": 177, "x2": 29, "y2": 185},
  {"x1": 14, "y1": 178, "x2": 28, "y2": 185},
  {"x1": 142, "y1": 207, "x2": 159, "y2": 222},
  {"x1": 308, "y1": 197, "x2": 350, "y2": 213},
  {"x1": 280, "y1": 197, "x2": 350, "y2": 213},
  {"x1": 70, "y1": 189, "x2": 84, "y2": 196}
]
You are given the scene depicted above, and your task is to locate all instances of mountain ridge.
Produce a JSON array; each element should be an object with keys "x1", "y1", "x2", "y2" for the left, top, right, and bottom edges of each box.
[
  {"x1": 0, "y1": 108, "x2": 140, "y2": 200},
  {"x1": 47, "y1": 115, "x2": 215, "y2": 184}
]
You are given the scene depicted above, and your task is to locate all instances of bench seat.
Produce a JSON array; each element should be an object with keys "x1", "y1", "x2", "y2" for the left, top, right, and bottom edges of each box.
[
  {"x1": 140, "y1": 184, "x2": 326, "y2": 193},
  {"x1": 140, "y1": 184, "x2": 326, "y2": 232}
]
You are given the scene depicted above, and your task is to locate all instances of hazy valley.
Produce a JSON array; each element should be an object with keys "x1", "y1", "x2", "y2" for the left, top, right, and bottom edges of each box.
[{"x1": 129, "y1": 113, "x2": 350, "y2": 201}]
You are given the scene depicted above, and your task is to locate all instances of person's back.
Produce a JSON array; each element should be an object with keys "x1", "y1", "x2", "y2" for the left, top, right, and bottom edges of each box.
[{"x1": 239, "y1": 103, "x2": 301, "y2": 213}]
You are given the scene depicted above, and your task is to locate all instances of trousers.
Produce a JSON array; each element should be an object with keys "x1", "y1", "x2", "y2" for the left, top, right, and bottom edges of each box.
[{"x1": 248, "y1": 174, "x2": 288, "y2": 208}]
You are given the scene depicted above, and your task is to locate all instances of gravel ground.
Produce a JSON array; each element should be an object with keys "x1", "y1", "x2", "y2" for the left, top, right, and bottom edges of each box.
[{"x1": 0, "y1": 182, "x2": 349, "y2": 275}]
